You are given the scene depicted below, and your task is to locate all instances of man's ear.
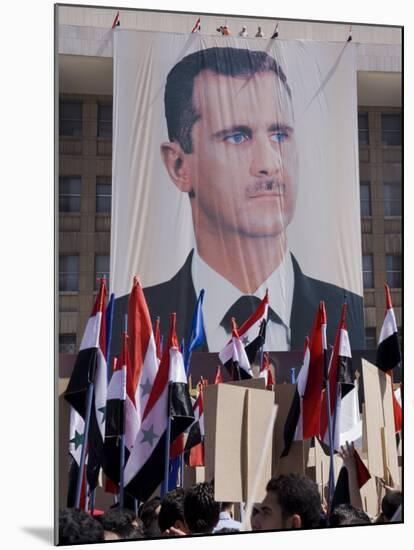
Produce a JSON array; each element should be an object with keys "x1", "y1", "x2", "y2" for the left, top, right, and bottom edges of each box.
[{"x1": 161, "y1": 142, "x2": 192, "y2": 194}]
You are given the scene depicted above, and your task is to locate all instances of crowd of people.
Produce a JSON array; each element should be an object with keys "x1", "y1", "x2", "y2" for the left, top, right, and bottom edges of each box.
[{"x1": 59, "y1": 473, "x2": 402, "y2": 544}]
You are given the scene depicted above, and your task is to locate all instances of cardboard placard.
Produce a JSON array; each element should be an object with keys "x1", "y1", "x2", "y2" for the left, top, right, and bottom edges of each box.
[
  {"x1": 361, "y1": 359, "x2": 399, "y2": 484},
  {"x1": 203, "y1": 382, "x2": 274, "y2": 503}
]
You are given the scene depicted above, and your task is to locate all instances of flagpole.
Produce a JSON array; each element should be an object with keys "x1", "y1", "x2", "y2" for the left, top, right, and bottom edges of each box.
[
  {"x1": 162, "y1": 381, "x2": 173, "y2": 497},
  {"x1": 290, "y1": 367, "x2": 296, "y2": 384},
  {"x1": 75, "y1": 382, "x2": 94, "y2": 508},
  {"x1": 119, "y1": 315, "x2": 128, "y2": 507},
  {"x1": 324, "y1": 348, "x2": 336, "y2": 513}
]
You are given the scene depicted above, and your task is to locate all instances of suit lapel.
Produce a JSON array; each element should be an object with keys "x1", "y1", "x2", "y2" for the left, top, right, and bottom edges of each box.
[{"x1": 289, "y1": 254, "x2": 318, "y2": 350}]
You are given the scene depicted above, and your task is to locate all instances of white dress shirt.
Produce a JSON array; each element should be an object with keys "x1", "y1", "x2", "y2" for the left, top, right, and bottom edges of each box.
[{"x1": 191, "y1": 248, "x2": 294, "y2": 352}]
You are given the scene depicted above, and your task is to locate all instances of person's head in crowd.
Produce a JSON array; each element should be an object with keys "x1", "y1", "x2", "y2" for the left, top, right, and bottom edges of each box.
[
  {"x1": 381, "y1": 490, "x2": 403, "y2": 522},
  {"x1": 139, "y1": 496, "x2": 162, "y2": 537},
  {"x1": 98, "y1": 506, "x2": 144, "y2": 540},
  {"x1": 220, "y1": 502, "x2": 234, "y2": 516},
  {"x1": 251, "y1": 474, "x2": 321, "y2": 531},
  {"x1": 59, "y1": 507, "x2": 104, "y2": 545},
  {"x1": 158, "y1": 488, "x2": 189, "y2": 534},
  {"x1": 329, "y1": 504, "x2": 371, "y2": 526},
  {"x1": 184, "y1": 481, "x2": 220, "y2": 534}
]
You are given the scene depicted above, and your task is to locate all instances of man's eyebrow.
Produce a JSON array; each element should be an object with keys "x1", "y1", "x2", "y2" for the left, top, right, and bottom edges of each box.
[
  {"x1": 268, "y1": 123, "x2": 294, "y2": 133},
  {"x1": 212, "y1": 125, "x2": 253, "y2": 140}
]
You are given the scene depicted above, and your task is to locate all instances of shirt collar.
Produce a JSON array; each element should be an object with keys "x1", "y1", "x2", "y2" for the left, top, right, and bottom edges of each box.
[{"x1": 191, "y1": 248, "x2": 294, "y2": 342}]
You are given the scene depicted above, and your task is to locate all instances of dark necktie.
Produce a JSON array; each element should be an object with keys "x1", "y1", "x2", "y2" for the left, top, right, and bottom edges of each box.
[{"x1": 220, "y1": 295, "x2": 285, "y2": 335}]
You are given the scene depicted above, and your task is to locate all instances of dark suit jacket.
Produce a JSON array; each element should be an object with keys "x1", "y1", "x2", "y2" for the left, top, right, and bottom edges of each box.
[{"x1": 111, "y1": 250, "x2": 364, "y2": 356}]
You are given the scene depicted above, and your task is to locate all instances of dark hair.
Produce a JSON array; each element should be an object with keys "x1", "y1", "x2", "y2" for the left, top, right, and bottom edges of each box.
[
  {"x1": 184, "y1": 481, "x2": 220, "y2": 533},
  {"x1": 266, "y1": 474, "x2": 321, "y2": 529},
  {"x1": 329, "y1": 504, "x2": 371, "y2": 526},
  {"x1": 59, "y1": 507, "x2": 104, "y2": 545},
  {"x1": 164, "y1": 47, "x2": 291, "y2": 153},
  {"x1": 220, "y1": 501, "x2": 234, "y2": 512},
  {"x1": 139, "y1": 496, "x2": 162, "y2": 537},
  {"x1": 381, "y1": 491, "x2": 402, "y2": 520},
  {"x1": 158, "y1": 488, "x2": 186, "y2": 531},
  {"x1": 98, "y1": 507, "x2": 144, "y2": 539}
]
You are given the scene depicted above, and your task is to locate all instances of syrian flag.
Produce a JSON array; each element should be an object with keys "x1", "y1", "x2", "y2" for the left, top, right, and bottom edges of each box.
[
  {"x1": 237, "y1": 290, "x2": 269, "y2": 346},
  {"x1": 214, "y1": 365, "x2": 223, "y2": 384},
  {"x1": 67, "y1": 407, "x2": 86, "y2": 508},
  {"x1": 102, "y1": 343, "x2": 128, "y2": 485},
  {"x1": 64, "y1": 278, "x2": 108, "y2": 489},
  {"x1": 282, "y1": 302, "x2": 327, "y2": 456},
  {"x1": 376, "y1": 285, "x2": 402, "y2": 432},
  {"x1": 191, "y1": 17, "x2": 201, "y2": 32},
  {"x1": 245, "y1": 319, "x2": 267, "y2": 365},
  {"x1": 127, "y1": 277, "x2": 159, "y2": 447},
  {"x1": 124, "y1": 313, "x2": 194, "y2": 501},
  {"x1": 185, "y1": 382, "x2": 205, "y2": 466},
  {"x1": 259, "y1": 352, "x2": 274, "y2": 385},
  {"x1": 111, "y1": 11, "x2": 120, "y2": 28},
  {"x1": 320, "y1": 304, "x2": 361, "y2": 450},
  {"x1": 377, "y1": 285, "x2": 401, "y2": 373},
  {"x1": 219, "y1": 318, "x2": 253, "y2": 380}
]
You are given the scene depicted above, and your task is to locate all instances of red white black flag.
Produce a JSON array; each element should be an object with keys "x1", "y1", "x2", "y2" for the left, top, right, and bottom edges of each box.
[
  {"x1": 219, "y1": 318, "x2": 253, "y2": 380},
  {"x1": 64, "y1": 278, "x2": 108, "y2": 489},
  {"x1": 191, "y1": 17, "x2": 201, "y2": 32},
  {"x1": 124, "y1": 313, "x2": 194, "y2": 501},
  {"x1": 320, "y1": 303, "x2": 361, "y2": 450},
  {"x1": 282, "y1": 302, "x2": 326, "y2": 455},
  {"x1": 376, "y1": 284, "x2": 402, "y2": 432}
]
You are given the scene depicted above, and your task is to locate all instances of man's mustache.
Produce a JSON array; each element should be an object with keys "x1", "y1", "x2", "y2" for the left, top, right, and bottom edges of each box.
[{"x1": 245, "y1": 180, "x2": 286, "y2": 196}]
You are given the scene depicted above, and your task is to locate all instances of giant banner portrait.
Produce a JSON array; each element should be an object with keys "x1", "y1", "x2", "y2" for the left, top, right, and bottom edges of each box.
[{"x1": 111, "y1": 30, "x2": 364, "y2": 353}]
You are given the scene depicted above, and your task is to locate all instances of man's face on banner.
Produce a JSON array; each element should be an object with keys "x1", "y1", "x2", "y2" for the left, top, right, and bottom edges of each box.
[{"x1": 184, "y1": 70, "x2": 298, "y2": 240}]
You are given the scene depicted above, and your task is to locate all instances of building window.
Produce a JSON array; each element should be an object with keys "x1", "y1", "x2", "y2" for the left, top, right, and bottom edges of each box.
[
  {"x1": 95, "y1": 254, "x2": 110, "y2": 290},
  {"x1": 59, "y1": 333, "x2": 77, "y2": 354},
  {"x1": 59, "y1": 176, "x2": 81, "y2": 213},
  {"x1": 358, "y1": 113, "x2": 369, "y2": 146},
  {"x1": 364, "y1": 327, "x2": 377, "y2": 350},
  {"x1": 381, "y1": 114, "x2": 402, "y2": 146},
  {"x1": 98, "y1": 103, "x2": 113, "y2": 138},
  {"x1": 59, "y1": 101, "x2": 82, "y2": 137},
  {"x1": 383, "y1": 183, "x2": 402, "y2": 216},
  {"x1": 362, "y1": 254, "x2": 374, "y2": 288},
  {"x1": 96, "y1": 178, "x2": 111, "y2": 213},
  {"x1": 360, "y1": 182, "x2": 371, "y2": 216},
  {"x1": 59, "y1": 255, "x2": 79, "y2": 291},
  {"x1": 386, "y1": 254, "x2": 402, "y2": 288}
]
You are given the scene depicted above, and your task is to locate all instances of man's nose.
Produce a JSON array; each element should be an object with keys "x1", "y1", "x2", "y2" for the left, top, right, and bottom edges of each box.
[{"x1": 249, "y1": 134, "x2": 282, "y2": 178}]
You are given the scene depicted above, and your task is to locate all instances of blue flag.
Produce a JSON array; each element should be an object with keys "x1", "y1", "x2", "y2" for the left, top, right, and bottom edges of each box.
[{"x1": 184, "y1": 289, "x2": 206, "y2": 375}]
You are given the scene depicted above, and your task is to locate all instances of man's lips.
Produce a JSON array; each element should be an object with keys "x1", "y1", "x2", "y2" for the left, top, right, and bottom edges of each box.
[{"x1": 246, "y1": 180, "x2": 286, "y2": 198}]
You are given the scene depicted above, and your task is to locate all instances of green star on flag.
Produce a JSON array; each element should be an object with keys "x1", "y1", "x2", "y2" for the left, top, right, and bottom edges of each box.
[
  {"x1": 140, "y1": 377, "x2": 153, "y2": 398},
  {"x1": 140, "y1": 424, "x2": 159, "y2": 447},
  {"x1": 70, "y1": 430, "x2": 84, "y2": 451}
]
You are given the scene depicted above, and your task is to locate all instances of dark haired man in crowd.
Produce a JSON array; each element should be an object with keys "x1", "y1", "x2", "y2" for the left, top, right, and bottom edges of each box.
[
  {"x1": 139, "y1": 496, "x2": 162, "y2": 537},
  {"x1": 158, "y1": 488, "x2": 189, "y2": 534},
  {"x1": 98, "y1": 506, "x2": 145, "y2": 540},
  {"x1": 329, "y1": 503, "x2": 371, "y2": 526},
  {"x1": 251, "y1": 474, "x2": 321, "y2": 530},
  {"x1": 184, "y1": 481, "x2": 220, "y2": 534},
  {"x1": 113, "y1": 46, "x2": 363, "y2": 355},
  {"x1": 59, "y1": 507, "x2": 104, "y2": 545}
]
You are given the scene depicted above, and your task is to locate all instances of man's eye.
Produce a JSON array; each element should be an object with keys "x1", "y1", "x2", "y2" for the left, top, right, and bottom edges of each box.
[
  {"x1": 270, "y1": 131, "x2": 289, "y2": 143},
  {"x1": 224, "y1": 132, "x2": 248, "y2": 144}
]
